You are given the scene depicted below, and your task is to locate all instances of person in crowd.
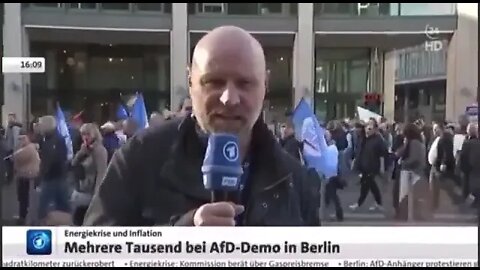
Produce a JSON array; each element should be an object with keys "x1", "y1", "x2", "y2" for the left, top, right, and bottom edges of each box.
[
  {"x1": 428, "y1": 122, "x2": 462, "y2": 212},
  {"x1": 397, "y1": 123, "x2": 426, "y2": 220},
  {"x1": 5, "y1": 113, "x2": 22, "y2": 184},
  {"x1": 415, "y1": 119, "x2": 433, "y2": 178},
  {"x1": 71, "y1": 123, "x2": 108, "y2": 225},
  {"x1": 114, "y1": 121, "x2": 127, "y2": 145},
  {"x1": 149, "y1": 112, "x2": 164, "y2": 127},
  {"x1": 122, "y1": 118, "x2": 138, "y2": 140},
  {"x1": 83, "y1": 25, "x2": 320, "y2": 226},
  {"x1": 69, "y1": 113, "x2": 84, "y2": 155},
  {"x1": 36, "y1": 115, "x2": 71, "y2": 223},
  {"x1": 451, "y1": 123, "x2": 466, "y2": 187},
  {"x1": 379, "y1": 120, "x2": 393, "y2": 151},
  {"x1": 0, "y1": 125, "x2": 6, "y2": 185},
  {"x1": 460, "y1": 123, "x2": 479, "y2": 205},
  {"x1": 350, "y1": 118, "x2": 388, "y2": 212},
  {"x1": 328, "y1": 121, "x2": 349, "y2": 178},
  {"x1": 12, "y1": 131, "x2": 40, "y2": 225},
  {"x1": 391, "y1": 123, "x2": 405, "y2": 218},
  {"x1": 100, "y1": 121, "x2": 121, "y2": 163},
  {"x1": 177, "y1": 96, "x2": 193, "y2": 118},
  {"x1": 69, "y1": 114, "x2": 85, "y2": 193},
  {"x1": 324, "y1": 130, "x2": 344, "y2": 222},
  {"x1": 348, "y1": 122, "x2": 364, "y2": 164},
  {"x1": 279, "y1": 120, "x2": 302, "y2": 161}
]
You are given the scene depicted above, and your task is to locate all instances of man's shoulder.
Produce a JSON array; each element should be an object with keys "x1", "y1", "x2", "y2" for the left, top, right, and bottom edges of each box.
[
  {"x1": 274, "y1": 143, "x2": 307, "y2": 178},
  {"x1": 130, "y1": 118, "x2": 183, "y2": 150}
]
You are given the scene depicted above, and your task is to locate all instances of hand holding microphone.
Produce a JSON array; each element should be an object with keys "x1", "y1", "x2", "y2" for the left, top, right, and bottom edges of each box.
[
  {"x1": 194, "y1": 133, "x2": 244, "y2": 226},
  {"x1": 193, "y1": 202, "x2": 244, "y2": 226}
]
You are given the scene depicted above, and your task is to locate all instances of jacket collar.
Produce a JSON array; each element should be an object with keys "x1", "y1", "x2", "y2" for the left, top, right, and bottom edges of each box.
[{"x1": 159, "y1": 116, "x2": 292, "y2": 202}]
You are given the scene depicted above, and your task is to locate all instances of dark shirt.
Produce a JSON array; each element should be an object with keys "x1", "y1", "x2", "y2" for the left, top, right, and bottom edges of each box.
[
  {"x1": 435, "y1": 132, "x2": 455, "y2": 174},
  {"x1": 355, "y1": 133, "x2": 388, "y2": 175},
  {"x1": 39, "y1": 131, "x2": 68, "y2": 181}
]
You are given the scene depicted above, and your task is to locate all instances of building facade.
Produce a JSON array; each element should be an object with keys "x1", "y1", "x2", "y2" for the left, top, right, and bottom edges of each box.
[
  {"x1": 3, "y1": 3, "x2": 458, "y2": 124},
  {"x1": 394, "y1": 3, "x2": 478, "y2": 123},
  {"x1": 395, "y1": 40, "x2": 448, "y2": 123}
]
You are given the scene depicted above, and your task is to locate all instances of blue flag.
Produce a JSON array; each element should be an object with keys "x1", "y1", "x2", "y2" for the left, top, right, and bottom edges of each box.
[
  {"x1": 131, "y1": 93, "x2": 149, "y2": 130},
  {"x1": 55, "y1": 103, "x2": 74, "y2": 161},
  {"x1": 292, "y1": 98, "x2": 338, "y2": 179},
  {"x1": 116, "y1": 104, "x2": 129, "y2": 120}
]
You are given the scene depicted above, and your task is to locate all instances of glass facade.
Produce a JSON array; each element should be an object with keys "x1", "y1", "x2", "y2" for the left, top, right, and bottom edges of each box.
[
  {"x1": 264, "y1": 48, "x2": 292, "y2": 121},
  {"x1": 23, "y1": 3, "x2": 172, "y2": 13},
  {"x1": 29, "y1": 43, "x2": 170, "y2": 123},
  {"x1": 188, "y1": 3, "x2": 297, "y2": 15},
  {"x1": 395, "y1": 40, "x2": 448, "y2": 82},
  {"x1": 314, "y1": 3, "x2": 456, "y2": 16},
  {"x1": 314, "y1": 48, "x2": 370, "y2": 120}
]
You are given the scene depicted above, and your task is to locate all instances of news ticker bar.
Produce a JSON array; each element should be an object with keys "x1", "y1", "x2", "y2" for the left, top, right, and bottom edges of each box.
[
  {"x1": 3, "y1": 259, "x2": 478, "y2": 268},
  {"x1": 2, "y1": 57, "x2": 46, "y2": 73},
  {"x1": 2, "y1": 227, "x2": 477, "y2": 262}
]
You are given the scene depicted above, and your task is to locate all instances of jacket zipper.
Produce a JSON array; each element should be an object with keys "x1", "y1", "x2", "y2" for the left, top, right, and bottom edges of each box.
[{"x1": 262, "y1": 173, "x2": 292, "y2": 191}]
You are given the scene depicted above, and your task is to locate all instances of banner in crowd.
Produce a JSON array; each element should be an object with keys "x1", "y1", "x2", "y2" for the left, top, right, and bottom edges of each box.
[{"x1": 357, "y1": 106, "x2": 382, "y2": 123}]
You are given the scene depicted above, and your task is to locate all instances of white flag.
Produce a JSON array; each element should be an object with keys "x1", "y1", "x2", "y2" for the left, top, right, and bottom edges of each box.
[{"x1": 357, "y1": 106, "x2": 382, "y2": 123}]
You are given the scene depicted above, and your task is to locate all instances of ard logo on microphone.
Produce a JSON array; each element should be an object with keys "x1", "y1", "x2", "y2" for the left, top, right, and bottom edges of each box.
[{"x1": 223, "y1": 141, "x2": 239, "y2": 162}]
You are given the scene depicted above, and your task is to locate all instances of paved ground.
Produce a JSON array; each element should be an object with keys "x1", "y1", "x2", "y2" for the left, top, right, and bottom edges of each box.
[
  {"x1": 323, "y1": 174, "x2": 478, "y2": 226},
  {"x1": 2, "y1": 172, "x2": 478, "y2": 226}
]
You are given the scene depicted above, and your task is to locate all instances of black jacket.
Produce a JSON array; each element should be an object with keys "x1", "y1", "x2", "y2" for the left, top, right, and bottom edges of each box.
[
  {"x1": 354, "y1": 133, "x2": 388, "y2": 175},
  {"x1": 435, "y1": 133, "x2": 455, "y2": 174},
  {"x1": 83, "y1": 116, "x2": 320, "y2": 226},
  {"x1": 39, "y1": 131, "x2": 68, "y2": 181},
  {"x1": 460, "y1": 137, "x2": 480, "y2": 176}
]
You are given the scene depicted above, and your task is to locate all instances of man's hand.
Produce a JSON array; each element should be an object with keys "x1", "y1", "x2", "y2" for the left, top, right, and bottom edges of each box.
[{"x1": 193, "y1": 202, "x2": 244, "y2": 226}]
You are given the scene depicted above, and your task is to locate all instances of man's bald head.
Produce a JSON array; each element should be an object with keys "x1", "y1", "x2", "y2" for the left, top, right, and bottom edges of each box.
[
  {"x1": 188, "y1": 26, "x2": 267, "y2": 154},
  {"x1": 191, "y1": 26, "x2": 266, "y2": 75}
]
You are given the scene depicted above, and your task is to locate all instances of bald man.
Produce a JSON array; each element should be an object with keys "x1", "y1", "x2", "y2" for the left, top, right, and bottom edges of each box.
[{"x1": 84, "y1": 26, "x2": 320, "y2": 226}]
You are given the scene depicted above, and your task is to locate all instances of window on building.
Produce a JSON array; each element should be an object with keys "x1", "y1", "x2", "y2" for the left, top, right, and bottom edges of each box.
[
  {"x1": 187, "y1": 3, "x2": 196, "y2": 14},
  {"x1": 198, "y1": 3, "x2": 224, "y2": 13},
  {"x1": 68, "y1": 3, "x2": 96, "y2": 9},
  {"x1": 399, "y1": 3, "x2": 456, "y2": 16},
  {"x1": 321, "y1": 3, "x2": 353, "y2": 15},
  {"x1": 100, "y1": 3, "x2": 130, "y2": 10},
  {"x1": 349, "y1": 60, "x2": 369, "y2": 93},
  {"x1": 32, "y1": 3, "x2": 62, "y2": 8},
  {"x1": 290, "y1": 3, "x2": 297, "y2": 15},
  {"x1": 136, "y1": 3, "x2": 162, "y2": 11},
  {"x1": 259, "y1": 3, "x2": 282, "y2": 14},
  {"x1": 315, "y1": 49, "x2": 370, "y2": 93},
  {"x1": 164, "y1": 3, "x2": 172, "y2": 13},
  {"x1": 227, "y1": 3, "x2": 258, "y2": 15},
  {"x1": 314, "y1": 48, "x2": 370, "y2": 119}
]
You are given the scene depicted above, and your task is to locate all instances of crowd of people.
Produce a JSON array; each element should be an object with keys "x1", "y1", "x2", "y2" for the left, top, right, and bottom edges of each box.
[
  {"x1": 278, "y1": 115, "x2": 480, "y2": 222},
  {"x1": 0, "y1": 97, "x2": 193, "y2": 226},
  {"x1": 1, "y1": 103, "x2": 478, "y2": 226}
]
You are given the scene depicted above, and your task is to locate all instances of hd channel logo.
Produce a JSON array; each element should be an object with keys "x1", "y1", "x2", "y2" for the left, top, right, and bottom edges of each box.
[{"x1": 26, "y1": 229, "x2": 52, "y2": 255}]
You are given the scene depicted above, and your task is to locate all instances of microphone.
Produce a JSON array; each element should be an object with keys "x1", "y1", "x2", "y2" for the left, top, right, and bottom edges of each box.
[{"x1": 201, "y1": 133, "x2": 244, "y2": 203}]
